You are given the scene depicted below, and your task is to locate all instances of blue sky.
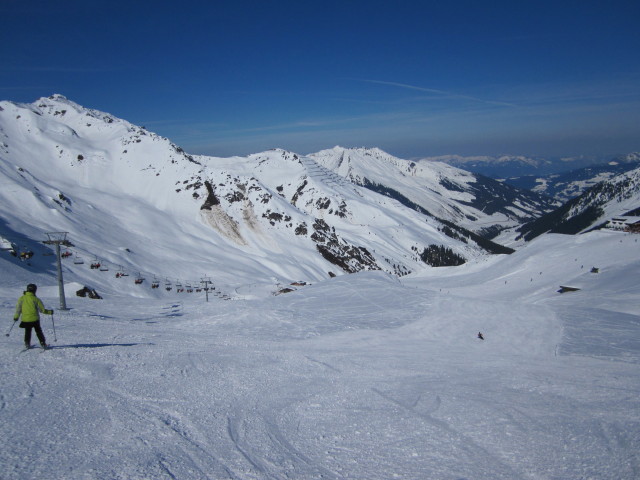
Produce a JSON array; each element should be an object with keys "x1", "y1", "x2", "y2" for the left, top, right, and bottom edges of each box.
[{"x1": 2, "y1": 0, "x2": 639, "y2": 159}]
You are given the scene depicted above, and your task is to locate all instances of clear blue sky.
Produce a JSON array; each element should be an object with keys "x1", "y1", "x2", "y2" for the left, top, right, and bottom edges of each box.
[{"x1": 2, "y1": 0, "x2": 639, "y2": 159}]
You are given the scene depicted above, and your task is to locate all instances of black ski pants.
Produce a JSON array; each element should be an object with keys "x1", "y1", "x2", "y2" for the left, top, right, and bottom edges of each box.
[{"x1": 22, "y1": 321, "x2": 46, "y2": 346}]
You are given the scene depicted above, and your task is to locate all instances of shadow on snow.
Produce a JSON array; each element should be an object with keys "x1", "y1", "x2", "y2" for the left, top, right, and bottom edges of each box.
[{"x1": 48, "y1": 342, "x2": 153, "y2": 349}]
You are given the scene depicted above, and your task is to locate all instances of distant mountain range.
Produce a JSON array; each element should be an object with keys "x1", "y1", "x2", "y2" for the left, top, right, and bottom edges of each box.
[
  {"x1": 0, "y1": 95, "x2": 638, "y2": 290},
  {"x1": 419, "y1": 154, "x2": 597, "y2": 177},
  {"x1": 429, "y1": 152, "x2": 640, "y2": 243},
  {"x1": 0, "y1": 95, "x2": 556, "y2": 289},
  {"x1": 308, "y1": 147, "x2": 557, "y2": 239},
  {"x1": 516, "y1": 164, "x2": 640, "y2": 241},
  {"x1": 424, "y1": 153, "x2": 640, "y2": 203},
  {"x1": 503, "y1": 154, "x2": 640, "y2": 203}
]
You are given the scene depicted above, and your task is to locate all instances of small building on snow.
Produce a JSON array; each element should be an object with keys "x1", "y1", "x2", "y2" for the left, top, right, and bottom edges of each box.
[{"x1": 606, "y1": 216, "x2": 640, "y2": 233}]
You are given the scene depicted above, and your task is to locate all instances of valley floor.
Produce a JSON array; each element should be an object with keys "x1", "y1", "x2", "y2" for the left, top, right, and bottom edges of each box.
[{"x1": 1, "y1": 269, "x2": 639, "y2": 480}]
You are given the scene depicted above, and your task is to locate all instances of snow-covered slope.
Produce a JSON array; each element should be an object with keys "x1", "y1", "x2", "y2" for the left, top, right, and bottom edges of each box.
[
  {"x1": 0, "y1": 96, "x2": 638, "y2": 480},
  {"x1": 517, "y1": 165, "x2": 640, "y2": 241},
  {"x1": 310, "y1": 147, "x2": 557, "y2": 239},
  {"x1": 0, "y1": 96, "x2": 515, "y2": 297},
  {"x1": 0, "y1": 229, "x2": 638, "y2": 479}
]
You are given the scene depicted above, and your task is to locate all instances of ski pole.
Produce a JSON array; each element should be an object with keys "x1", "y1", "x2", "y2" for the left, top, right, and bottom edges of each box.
[
  {"x1": 5, "y1": 320, "x2": 16, "y2": 337},
  {"x1": 51, "y1": 313, "x2": 57, "y2": 342}
]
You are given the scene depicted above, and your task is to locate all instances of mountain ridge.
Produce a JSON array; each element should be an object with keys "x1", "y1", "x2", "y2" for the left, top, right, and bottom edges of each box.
[
  {"x1": 1, "y1": 94, "x2": 639, "y2": 295},
  {"x1": 0, "y1": 95, "x2": 523, "y2": 295},
  {"x1": 505, "y1": 155, "x2": 640, "y2": 202},
  {"x1": 310, "y1": 146, "x2": 558, "y2": 239},
  {"x1": 516, "y1": 165, "x2": 640, "y2": 241}
]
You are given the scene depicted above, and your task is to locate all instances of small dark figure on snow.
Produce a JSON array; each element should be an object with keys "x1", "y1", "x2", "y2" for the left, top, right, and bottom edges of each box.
[
  {"x1": 13, "y1": 284, "x2": 53, "y2": 349},
  {"x1": 76, "y1": 286, "x2": 102, "y2": 299},
  {"x1": 477, "y1": 332, "x2": 484, "y2": 340}
]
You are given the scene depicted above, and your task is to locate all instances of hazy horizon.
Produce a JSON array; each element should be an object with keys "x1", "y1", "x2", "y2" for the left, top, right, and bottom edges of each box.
[{"x1": 2, "y1": 1, "x2": 639, "y2": 160}]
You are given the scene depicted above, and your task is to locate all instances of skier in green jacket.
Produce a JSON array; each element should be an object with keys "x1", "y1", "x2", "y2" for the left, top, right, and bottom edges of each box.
[{"x1": 13, "y1": 284, "x2": 53, "y2": 349}]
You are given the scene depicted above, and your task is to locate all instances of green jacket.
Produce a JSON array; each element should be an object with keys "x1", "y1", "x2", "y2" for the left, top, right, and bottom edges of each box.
[{"x1": 14, "y1": 292, "x2": 53, "y2": 323}]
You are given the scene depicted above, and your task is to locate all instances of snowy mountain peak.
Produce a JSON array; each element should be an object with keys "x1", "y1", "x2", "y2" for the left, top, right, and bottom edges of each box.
[
  {"x1": 310, "y1": 146, "x2": 558, "y2": 240},
  {"x1": 1, "y1": 99, "x2": 639, "y2": 480},
  {"x1": 1, "y1": 96, "x2": 505, "y2": 294},
  {"x1": 0, "y1": 95, "x2": 558, "y2": 297}
]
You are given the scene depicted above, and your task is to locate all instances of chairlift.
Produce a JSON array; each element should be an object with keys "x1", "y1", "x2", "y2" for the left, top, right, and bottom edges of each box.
[
  {"x1": 151, "y1": 277, "x2": 160, "y2": 289},
  {"x1": 134, "y1": 273, "x2": 145, "y2": 285},
  {"x1": 164, "y1": 279, "x2": 172, "y2": 291},
  {"x1": 99, "y1": 264, "x2": 109, "y2": 272},
  {"x1": 61, "y1": 250, "x2": 72, "y2": 259},
  {"x1": 73, "y1": 255, "x2": 84, "y2": 265}
]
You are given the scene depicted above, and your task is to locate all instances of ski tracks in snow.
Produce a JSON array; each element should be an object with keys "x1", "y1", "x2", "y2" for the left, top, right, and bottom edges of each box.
[
  {"x1": 2, "y1": 272, "x2": 639, "y2": 479},
  {"x1": 104, "y1": 387, "x2": 236, "y2": 480},
  {"x1": 370, "y1": 387, "x2": 521, "y2": 479}
]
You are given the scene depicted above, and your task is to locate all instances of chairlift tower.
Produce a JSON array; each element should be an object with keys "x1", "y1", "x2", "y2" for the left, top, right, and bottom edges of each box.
[
  {"x1": 43, "y1": 232, "x2": 71, "y2": 310},
  {"x1": 201, "y1": 276, "x2": 212, "y2": 302}
]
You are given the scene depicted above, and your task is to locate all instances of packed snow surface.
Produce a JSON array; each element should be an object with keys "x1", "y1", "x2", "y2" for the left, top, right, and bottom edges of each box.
[{"x1": 1, "y1": 230, "x2": 639, "y2": 479}]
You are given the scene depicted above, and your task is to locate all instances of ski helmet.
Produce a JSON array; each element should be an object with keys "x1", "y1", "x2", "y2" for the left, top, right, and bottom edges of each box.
[{"x1": 26, "y1": 283, "x2": 37, "y2": 293}]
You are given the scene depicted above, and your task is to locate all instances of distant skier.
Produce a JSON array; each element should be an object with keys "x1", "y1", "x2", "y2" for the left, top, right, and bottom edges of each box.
[
  {"x1": 477, "y1": 332, "x2": 484, "y2": 340},
  {"x1": 13, "y1": 284, "x2": 53, "y2": 349}
]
